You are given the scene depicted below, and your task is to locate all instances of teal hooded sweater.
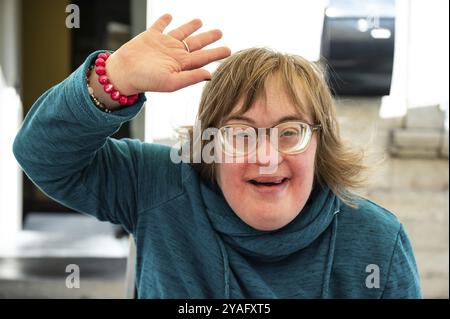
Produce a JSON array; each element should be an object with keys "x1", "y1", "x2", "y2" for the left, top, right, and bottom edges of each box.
[{"x1": 13, "y1": 51, "x2": 422, "y2": 298}]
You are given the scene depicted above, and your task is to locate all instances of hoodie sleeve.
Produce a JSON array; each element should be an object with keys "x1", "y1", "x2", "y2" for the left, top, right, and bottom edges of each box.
[
  {"x1": 12, "y1": 51, "x2": 147, "y2": 234},
  {"x1": 381, "y1": 225, "x2": 422, "y2": 299}
]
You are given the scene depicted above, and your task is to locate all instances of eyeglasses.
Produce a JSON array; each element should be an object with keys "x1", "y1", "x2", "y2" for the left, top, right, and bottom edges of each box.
[{"x1": 218, "y1": 121, "x2": 321, "y2": 157}]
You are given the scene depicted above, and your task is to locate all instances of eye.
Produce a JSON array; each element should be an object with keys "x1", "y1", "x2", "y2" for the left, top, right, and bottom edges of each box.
[
  {"x1": 228, "y1": 127, "x2": 255, "y2": 139},
  {"x1": 280, "y1": 128, "x2": 299, "y2": 138}
]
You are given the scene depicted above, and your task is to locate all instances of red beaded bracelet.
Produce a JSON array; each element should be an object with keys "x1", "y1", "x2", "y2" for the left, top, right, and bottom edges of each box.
[{"x1": 94, "y1": 52, "x2": 139, "y2": 106}]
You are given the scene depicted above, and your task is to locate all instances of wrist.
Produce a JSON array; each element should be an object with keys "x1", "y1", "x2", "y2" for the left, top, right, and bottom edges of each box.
[
  {"x1": 105, "y1": 52, "x2": 139, "y2": 96},
  {"x1": 87, "y1": 69, "x2": 122, "y2": 110},
  {"x1": 86, "y1": 52, "x2": 140, "y2": 112}
]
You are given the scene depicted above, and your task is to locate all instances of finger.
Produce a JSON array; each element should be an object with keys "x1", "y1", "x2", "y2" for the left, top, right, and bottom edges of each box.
[
  {"x1": 184, "y1": 29, "x2": 223, "y2": 52},
  {"x1": 185, "y1": 46, "x2": 231, "y2": 70},
  {"x1": 169, "y1": 69, "x2": 212, "y2": 91},
  {"x1": 167, "y1": 18, "x2": 202, "y2": 40},
  {"x1": 150, "y1": 13, "x2": 173, "y2": 33}
]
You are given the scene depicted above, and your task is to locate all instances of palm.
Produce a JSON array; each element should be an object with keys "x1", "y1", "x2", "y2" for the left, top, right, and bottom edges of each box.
[{"x1": 111, "y1": 14, "x2": 231, "y2": 94}]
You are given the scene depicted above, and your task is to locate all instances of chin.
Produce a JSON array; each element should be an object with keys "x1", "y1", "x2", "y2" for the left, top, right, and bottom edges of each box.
[{"x1": 243, "y1": 208, "x2": 297, "y2": 231}]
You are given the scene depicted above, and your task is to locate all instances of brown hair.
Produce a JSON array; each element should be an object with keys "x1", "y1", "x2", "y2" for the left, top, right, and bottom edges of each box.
[{"x1": 183, "y1": 47, "x2": 368, "y2": 206}]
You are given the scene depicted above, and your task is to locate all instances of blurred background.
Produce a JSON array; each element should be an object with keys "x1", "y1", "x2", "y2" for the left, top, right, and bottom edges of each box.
[{"x1": 0, "y1": 0, "x2": 448, "y2": 298}]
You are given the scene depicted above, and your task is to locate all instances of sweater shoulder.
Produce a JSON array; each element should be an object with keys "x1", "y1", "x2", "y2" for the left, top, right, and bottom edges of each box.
[
  {"x1": 329, "y1": 197, "x2": 418, "y2": 298},
  {"x1": 333, "y1": 196, "x2": 403, "y2": 271},
  {"x1": 338, "y1": 196, "x2": 402, "y2": 239}
]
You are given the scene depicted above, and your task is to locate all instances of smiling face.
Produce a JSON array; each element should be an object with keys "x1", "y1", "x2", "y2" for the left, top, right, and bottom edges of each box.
[{"x1": 215, "y1": 76, "x2": 318, "y2": 231}]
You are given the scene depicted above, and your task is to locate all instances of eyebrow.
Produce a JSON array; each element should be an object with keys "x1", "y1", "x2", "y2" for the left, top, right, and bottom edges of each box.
[{"x1": 224, "y1": 115, "x2": 311, "y2": 127}]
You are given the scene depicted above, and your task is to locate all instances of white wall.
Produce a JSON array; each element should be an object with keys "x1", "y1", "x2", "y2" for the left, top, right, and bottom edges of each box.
[
  {"x1": 382, "y1": 0, "x2": 449, "y2": 118},
  {"x1": 408, "y1": 0, "x2": 449, "y2": 108},
  {"x1": 0, "y1": 0, "x2": 22, "y2": 245}
]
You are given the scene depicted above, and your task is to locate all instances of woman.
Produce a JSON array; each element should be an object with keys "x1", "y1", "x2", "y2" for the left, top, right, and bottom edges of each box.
[{"x1": 13, "y1": 14, "x2": 421, "y2": 298}]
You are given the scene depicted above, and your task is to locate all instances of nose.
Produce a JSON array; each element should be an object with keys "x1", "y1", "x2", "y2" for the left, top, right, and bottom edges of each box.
[{"x1": 254, "y1": 131, "x2": 283, "y2": 173}]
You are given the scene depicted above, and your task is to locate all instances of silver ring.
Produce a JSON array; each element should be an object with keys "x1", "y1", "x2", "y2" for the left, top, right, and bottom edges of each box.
[{"x1": 181, "y1": 40, "x2": 190, "y2": 53}]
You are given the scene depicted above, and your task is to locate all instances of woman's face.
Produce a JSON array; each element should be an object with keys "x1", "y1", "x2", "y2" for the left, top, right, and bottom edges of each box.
[{"x1": 216, "y1": 78, "x2": 318, "y2": 231}]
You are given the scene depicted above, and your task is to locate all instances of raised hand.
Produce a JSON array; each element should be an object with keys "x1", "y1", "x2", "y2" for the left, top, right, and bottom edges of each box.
[{"x1": 105, "y1": 13, "x2": 231, "y2": 95}]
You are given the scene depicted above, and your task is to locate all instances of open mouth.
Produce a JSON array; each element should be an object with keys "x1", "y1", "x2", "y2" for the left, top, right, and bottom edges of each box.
[{"x1": 248, "y1": 177, "x2": 289, "y2": 187}]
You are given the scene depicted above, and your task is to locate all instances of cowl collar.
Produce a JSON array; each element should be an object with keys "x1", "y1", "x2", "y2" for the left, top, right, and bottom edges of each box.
[{"x1": 200, "y1": 180, "x2": 340, "y2": 261}]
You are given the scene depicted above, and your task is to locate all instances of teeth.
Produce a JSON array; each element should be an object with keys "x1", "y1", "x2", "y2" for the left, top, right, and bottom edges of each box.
[
  {"x1": 254, "y1": 178, "x2": 283, "y2": 183},
  {"x1": 250, "y1": 178, "x2": 286, "y2": 185}
]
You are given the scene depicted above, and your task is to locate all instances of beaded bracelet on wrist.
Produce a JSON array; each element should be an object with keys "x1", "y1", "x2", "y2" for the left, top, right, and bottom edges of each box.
[
  {"x1": 85, "y1": 52, "x2": 140, "y2": 113},
  {"x1": 86, "y1": 65, "x2": 113, "y2": 113}
]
